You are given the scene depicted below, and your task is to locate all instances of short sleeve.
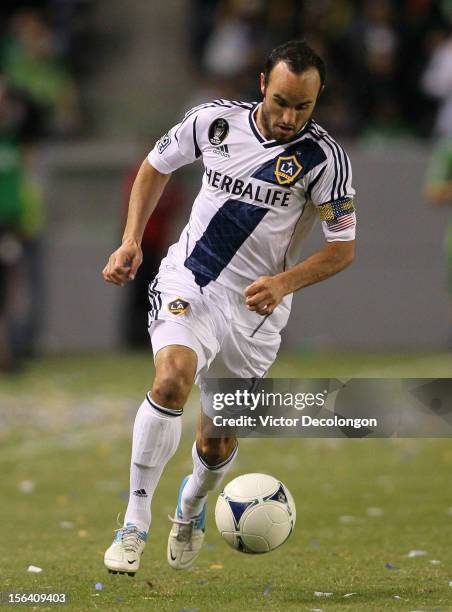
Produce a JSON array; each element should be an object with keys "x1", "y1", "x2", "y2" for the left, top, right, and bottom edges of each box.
[
  {"x1": 147, "y1": 108, "x2": 202, "y2": 174},
  {"x1": 309, "y1": 144, "x2": 356, "y2": 242}
]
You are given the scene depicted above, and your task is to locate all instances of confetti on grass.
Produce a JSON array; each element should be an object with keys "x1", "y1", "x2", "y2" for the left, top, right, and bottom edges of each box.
[
  {"x1": 18, "y1": 480, "x2": 35, "y2": 493},
  {"x1": 209, "y1": 564, "x2": 223, "y2": 569},
  {"x1": 385, "y1": 563, "x2": 398, "y2": 570},
  {"x1": 343, "y1": 593, "x2": 358, "y2": 598},
  {"x1": 95, "y1": 583, "x2": 103, "y2": 591},
  {"x1": 314, "y1": 592, "x2": 333, "y2": 597},
  {"x1": 339, "y1": 515, "x2": 355, "y2": 524},
  {"x1": 59, "y1": 521, "x2": 74, "y2": 529},
  {"x1": 367, "y1": 507, "x2": 384, "y2": 517},
  {"x1": 407, "y1": 550, "x2": 427, "y2": 557},
  {"x1": 263, "y1": 580, "x2": 272, "y2": 596},
  {"x1": 309, "y1": 538, "x2": 320, "y2": 548},
  {"x1": 27, "y1": 565, "x2": 42, "y2": 573},
  {"x1": 430, "y1": 559, "x2": 441, "y2": 564}
]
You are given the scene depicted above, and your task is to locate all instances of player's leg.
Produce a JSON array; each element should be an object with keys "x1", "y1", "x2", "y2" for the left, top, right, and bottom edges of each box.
[
  {"x1": 104, "y1": 343, "x2": 197, "y2": 575},
  {"x1": 124, "y1": 345, "x2": 197, "y2": 529},
  {"x1": 167, "y1": 319, "x2": 282, "y2": 565},
  {"x1": 167, "y1": 410, "x2": 238, "y2": 569},
  {"x1": 181, "y1": 411, "x2": 238, "y2": 518}
]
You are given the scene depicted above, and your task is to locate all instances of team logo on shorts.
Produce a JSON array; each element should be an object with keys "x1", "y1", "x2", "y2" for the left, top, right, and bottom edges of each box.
[
  {"x1": 168, "y1": 298, "x2": 190, "y2": 316},
  {"x1": 274, "y1": 155, "x2": 303, "y2": 186},
  {"x1": 208, "y1": 118, "x2": 229, "y2": 145}
]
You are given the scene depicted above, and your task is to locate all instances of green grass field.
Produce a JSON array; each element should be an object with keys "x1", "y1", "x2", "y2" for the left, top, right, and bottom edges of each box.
[{"x1": 1, "y1": 350, "x2": 452, "y2": 611}]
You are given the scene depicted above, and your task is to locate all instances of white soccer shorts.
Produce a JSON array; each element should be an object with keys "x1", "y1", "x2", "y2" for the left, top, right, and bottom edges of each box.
[{"x1": 147, "y1": 265, "x2": 282, "y2": 415}]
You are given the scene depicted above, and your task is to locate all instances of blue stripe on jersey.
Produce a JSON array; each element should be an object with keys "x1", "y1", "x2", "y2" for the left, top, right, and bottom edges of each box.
[
  {"x1": 248, "y1": 104, "x2": 265, "y2": 143},
  {"x1": 305, "y1": 164, "x2": 326, "y2": 200},
  {"x1": 148, "y1": 278, "x2": 162, "y2": 321},
  {"x1": 214, "y1": 99, "x2": 255, "y2": 109},
  {"x1": 324, "y1": 138, "x2": 339, "y2": 200},
  {"x1": 251, "y1": 137, "x2": 326, "y2": 187},
  {"x1": 177, "y1": 100, "x2": 254, "y2": 140},
  {"x1": 213, "y1": 99, "x2": 233, "y2": 108},
  {"x1": 193, "y1": 116, "x2": 201, "y2": 158},
  {"x1": 308, "y1": 122, "x2": 351, "y2": 200},
  {"x1": 184, "y1": 199, "x2": 269, "y2": 287}
]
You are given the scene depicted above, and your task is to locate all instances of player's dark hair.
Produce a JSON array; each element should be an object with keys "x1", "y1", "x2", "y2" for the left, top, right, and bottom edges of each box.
[{"x1": 263, "y1": 40, "x2": 326, "y2": 89}]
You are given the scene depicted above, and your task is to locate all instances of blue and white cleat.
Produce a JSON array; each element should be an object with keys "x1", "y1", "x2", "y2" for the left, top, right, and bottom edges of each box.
[
  {"x1": 167, "y1": 475, "x2": 207, "y2": 570},
  {"x1": 104, "y1": 523, "x2": 147, "y2": 576}
]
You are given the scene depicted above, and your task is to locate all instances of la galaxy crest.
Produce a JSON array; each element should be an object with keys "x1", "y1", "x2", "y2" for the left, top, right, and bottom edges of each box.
[
  {"x1": 274, "y1": 155, "x2": 303, "y2": 186},
  {"x1": 209, "y1": 118, "x2": 229, "y2": 145},
  {"x1": 167, "y1": 298, "x2": 190, "y2": 316}
]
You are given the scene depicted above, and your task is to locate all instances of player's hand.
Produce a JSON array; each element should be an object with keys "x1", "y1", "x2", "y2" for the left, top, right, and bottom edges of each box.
[
  {"x1": 244, "y1": 275, "x2": 285, "y2": 316},
  {"x1": 102, "y1": 240, "x2": 143, "y2": 286}
]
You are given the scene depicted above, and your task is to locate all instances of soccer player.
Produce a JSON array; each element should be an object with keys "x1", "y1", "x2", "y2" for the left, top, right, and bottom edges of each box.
[{"x1": 102, "y1": 40, "x2": 356, "y2": 574}]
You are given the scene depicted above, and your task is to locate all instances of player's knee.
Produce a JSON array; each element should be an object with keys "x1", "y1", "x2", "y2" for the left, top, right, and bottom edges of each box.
[
  {"x1": 151, "y1": 375, "x2": 189, "y2": 408},
  {"x1": 152, "y1": 347, "x2": 197, "y2": 408},
  {"x1": 197, "y1": 437, "x2": 237, "y2": 467},
  {"x1": 152, "y1": 368, "x2": 194, "y2": 410}
]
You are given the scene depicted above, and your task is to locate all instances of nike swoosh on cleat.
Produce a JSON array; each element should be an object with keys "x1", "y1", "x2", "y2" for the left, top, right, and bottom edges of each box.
[
  {"x1": 170, "y1": 547, "x2": 177, "y2": 561},
  {"x1": 127, "y1": 560, "x2": 135, "y2": 565}
]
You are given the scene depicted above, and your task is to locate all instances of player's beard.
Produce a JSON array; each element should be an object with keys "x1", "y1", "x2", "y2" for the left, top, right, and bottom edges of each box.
[{"x1": 260, "y1": 102, "x2": 297, "y2": 144}]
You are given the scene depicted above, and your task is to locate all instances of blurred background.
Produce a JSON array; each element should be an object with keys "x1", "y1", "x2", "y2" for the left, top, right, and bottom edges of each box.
[
  {"x1": 2, "y1": 4, "x2": 452, "y2": 605},
  {"x1": 0, "y1": 0, "x2": 452, "y2": 372}
]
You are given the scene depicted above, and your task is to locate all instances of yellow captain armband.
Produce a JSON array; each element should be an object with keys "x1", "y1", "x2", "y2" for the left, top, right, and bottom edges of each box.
[{"x1": 317, "y1": 198, "x2": 355, "y2": 223}]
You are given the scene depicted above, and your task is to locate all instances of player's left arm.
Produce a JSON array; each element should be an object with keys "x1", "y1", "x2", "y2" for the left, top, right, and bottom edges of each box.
[
  {"x1": 247, "y1": 140, "x2": 356, "y2": 316},
  {"x1": 245, "y1": 240, "x2": 355, "y2": 315}
]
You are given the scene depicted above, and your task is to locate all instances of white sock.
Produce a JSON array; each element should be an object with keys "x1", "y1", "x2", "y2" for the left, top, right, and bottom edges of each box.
[
  {"x1": 124, "y1": 393, "x2": 182, "y2": 532},
  {"x1": 180, "y1": 441, "x2": 238, "y2": 519}
]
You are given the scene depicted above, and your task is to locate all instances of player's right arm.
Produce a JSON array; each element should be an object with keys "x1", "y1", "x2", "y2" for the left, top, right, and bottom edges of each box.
[
  {"x1": 103, "y1": 104, "x2": 206, "y2": 286},
  {"x1": 102, "y1": 160, "x2": 171, "y2": 285}
]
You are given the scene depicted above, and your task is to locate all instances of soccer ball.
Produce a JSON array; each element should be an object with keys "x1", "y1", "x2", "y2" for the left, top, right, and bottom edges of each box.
[{"x1": 215, "y1": 473, "x2": 296, "y2": 554}]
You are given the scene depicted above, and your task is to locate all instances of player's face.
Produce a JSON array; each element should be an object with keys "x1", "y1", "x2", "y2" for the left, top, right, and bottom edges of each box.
[{"x1": 259, "y1": 62, "x2": 322, "y2": 143}]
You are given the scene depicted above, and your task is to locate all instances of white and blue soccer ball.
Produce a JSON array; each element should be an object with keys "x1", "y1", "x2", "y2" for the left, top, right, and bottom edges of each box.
[{"x1": 215, "y1": 473, "x2": 296, "y2": 554}]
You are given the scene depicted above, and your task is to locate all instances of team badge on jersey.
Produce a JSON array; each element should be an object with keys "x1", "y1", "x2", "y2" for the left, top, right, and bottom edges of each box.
[
  {"x1": 274, "y1": 155, "x2": 303, "y2": 186},
  {"x1": 167, "y1": 298, "x2": 190, "y2": 315},
  {"x1": 209, "y1": 118, "x2": 229, "y2": 145},
  {"x1": 157, "y1": 131, "x2": 171, "y2": 154}
]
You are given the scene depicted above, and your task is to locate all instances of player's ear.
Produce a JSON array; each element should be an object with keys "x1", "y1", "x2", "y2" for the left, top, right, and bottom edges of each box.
[{"x1": 260, "y1": 72, "x2": 266, "y2": 97}]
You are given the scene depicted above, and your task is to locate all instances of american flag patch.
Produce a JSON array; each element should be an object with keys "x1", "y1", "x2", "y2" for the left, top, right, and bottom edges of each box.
[
  {"x1": 318, "y1": 197, "x2": 355, "y2": 232},
  {"x1": 327, "y1": 213, "x2": 355, "y2": 232}
]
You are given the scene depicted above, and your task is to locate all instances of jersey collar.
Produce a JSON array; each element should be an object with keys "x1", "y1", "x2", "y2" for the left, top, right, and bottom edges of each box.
[{"x1": 248, "y1": 103, "x2": 311, "y2": 148}]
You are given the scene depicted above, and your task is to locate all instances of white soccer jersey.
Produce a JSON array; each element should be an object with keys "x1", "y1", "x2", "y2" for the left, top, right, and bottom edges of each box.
[{"x1": 147, "y1": 99, "x2": 356, "y2": 332}]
